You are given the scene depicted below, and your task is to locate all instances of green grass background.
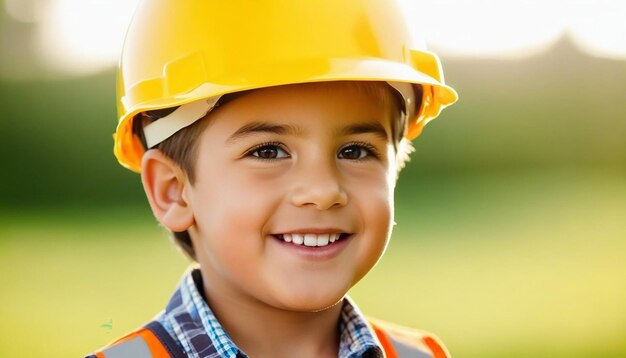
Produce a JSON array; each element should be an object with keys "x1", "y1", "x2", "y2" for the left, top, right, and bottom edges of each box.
[
  {"x1": 2, "y1": 170, "x2": 625, "y2": 357},
  {"x1": 1, "y1": 37, "x2": 625, "y2": 357}
]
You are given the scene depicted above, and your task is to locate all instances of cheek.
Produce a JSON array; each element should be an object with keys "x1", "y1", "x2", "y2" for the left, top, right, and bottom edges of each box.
[
  {"x1": 347, "y1": 171, "x2": 394, "y2": 280},
  {"x1": 363, "y1": 192, "x2": 393, "y2": 255},
  {"x1": 189, "y1": 164, "x2": 283, "y2": 257},
  {"x1": 189, "y1": 173, "x2": 275, "y2": 284},
  {"x1": 346, "y1": 165, "x2": 394, "y2": 219}
]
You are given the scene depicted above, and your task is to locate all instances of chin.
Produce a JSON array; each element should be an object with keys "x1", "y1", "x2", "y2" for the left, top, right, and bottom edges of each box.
[{"x1": 271, "y1": 285, "x2": 348, "y2": 313}]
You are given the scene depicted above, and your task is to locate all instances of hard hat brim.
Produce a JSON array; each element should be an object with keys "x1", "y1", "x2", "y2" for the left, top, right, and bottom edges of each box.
[{"x1": 115, "y1": 57, "x2": 458, "y2": 172}]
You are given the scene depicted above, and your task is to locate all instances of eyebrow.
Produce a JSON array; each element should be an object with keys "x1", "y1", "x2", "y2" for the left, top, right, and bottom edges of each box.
[
  {"x1": 340, "y1": 122, "x2": 390, "y2": 141},
  {"x1": 226, "y1": 120, "x2": 390, "y2": 143},
  {"x1": 226, "y1": 121, "x2": 303, "y2": 143}
]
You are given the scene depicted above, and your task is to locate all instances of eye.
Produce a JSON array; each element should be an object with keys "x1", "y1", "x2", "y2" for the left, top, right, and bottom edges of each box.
[
  {"x1": 248, "y1": 143, "x2": 290, "y2": 160},
  {"x1": 338, "y1": 143, "x2": 378, "y2": 160}
]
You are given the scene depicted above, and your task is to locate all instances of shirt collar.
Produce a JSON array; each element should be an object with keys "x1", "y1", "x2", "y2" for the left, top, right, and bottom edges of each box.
[
  {"x1": 338, "y1": 296, "x2": 384, "y2": 358},
  {"x1": 158, "y1": 266, "x2": 383, "y2": 358}
]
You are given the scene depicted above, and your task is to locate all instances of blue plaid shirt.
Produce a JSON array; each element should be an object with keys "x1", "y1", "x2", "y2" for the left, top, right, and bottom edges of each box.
[{"x1": 154, "y1": 267, "x2": 384, "y2": 358}]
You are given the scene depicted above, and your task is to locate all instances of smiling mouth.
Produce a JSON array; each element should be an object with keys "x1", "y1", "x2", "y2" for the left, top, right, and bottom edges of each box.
[{"x1": 273, "y1": 233, "x2": 350, "y2": 247}]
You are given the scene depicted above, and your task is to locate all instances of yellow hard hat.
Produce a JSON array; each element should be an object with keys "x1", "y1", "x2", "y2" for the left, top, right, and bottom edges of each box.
[{"x1": 114, "y1": 0, "x2": 458, "y2": 172}]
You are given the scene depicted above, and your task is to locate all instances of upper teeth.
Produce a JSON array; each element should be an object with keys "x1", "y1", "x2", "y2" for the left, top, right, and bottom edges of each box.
[{"x1": 282, "y1": 233, "x2": 341, "y2": 247}]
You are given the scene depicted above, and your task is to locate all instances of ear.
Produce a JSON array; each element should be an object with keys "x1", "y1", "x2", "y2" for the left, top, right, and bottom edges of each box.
[{"x1": 141, "y1": 150, "x2": 194, "y2": 232}]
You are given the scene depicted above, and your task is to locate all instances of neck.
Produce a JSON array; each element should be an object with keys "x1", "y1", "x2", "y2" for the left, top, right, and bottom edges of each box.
[{"x1": 200, "y1": 272, "x2": 343, "y2": 358}]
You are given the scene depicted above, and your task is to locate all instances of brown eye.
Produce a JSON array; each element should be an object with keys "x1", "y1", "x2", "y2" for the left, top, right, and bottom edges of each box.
[
  {"x1": 251, "y1": 145, "x2": 289, "y2": 159},
  {"x1": 338, "y1": 145, "x2": 368, "y2": 160}
]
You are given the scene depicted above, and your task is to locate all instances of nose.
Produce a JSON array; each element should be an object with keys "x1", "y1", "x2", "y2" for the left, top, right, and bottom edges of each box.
[{"x1": 289, "y1": 159, "x2": 348, "y2": 210}]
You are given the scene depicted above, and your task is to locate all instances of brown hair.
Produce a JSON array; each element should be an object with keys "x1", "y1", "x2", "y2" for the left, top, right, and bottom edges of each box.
[{"x1": 133, "y1": 81, "x2": 418, "y2": 261}]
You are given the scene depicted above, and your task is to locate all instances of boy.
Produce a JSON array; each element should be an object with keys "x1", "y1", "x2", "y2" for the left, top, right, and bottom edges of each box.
[{"x1": 90, "y1": 0, "x2": 457, "y2": 357}]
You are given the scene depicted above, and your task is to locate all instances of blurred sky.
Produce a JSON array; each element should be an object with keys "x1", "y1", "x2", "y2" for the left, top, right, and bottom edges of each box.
[{"x1": 1, "y1": 0, "x2": 626, "y2": 80}]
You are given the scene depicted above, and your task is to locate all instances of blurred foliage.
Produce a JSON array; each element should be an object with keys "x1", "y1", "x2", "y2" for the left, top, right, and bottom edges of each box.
[
  {"x1": 1, "y1": 71, "x2": 144, "y2": 208},
  {"x1": 404, "y1": 38, "x2": 626, "y2": 176}
]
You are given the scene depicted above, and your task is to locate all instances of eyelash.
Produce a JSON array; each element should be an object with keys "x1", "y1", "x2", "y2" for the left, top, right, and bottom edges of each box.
[
  {"x1": 339, "y1": 141, "x2": 381, "y2": 161},
  {"x1": 244, "y1": 141, "x2": 290, "y2": 161}
]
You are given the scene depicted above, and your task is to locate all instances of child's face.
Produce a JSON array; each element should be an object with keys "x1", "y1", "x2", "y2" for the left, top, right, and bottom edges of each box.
[{"x1": 186, "y1": 82, "x2": 397, "y2": 311}]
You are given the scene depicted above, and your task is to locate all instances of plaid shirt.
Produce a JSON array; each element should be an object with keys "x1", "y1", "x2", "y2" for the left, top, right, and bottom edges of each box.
[{"x1": 154, "y1": 267, "x2": 384, "y2": 358}]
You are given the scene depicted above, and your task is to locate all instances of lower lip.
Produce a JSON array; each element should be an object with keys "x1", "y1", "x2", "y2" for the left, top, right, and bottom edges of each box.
[{"x1": 270, "y1": 235, "x2": 352, "y2": 261}]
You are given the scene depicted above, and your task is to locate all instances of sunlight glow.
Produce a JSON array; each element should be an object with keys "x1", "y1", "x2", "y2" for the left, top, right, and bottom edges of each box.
[
  {"x1": 407, "y1": 0, "x2": 626, "y2": 59},
  {"x1": 36, "y1": 0, "x2": 139, "y2": 74},
  {"x1": 4, "y1": 0, "x2": 45, "y2": 23},
  {"x1": 406, "y1": 0, "x2": 567, "y2": 58},
  {"x1": 566, "y1": 0, "x2": 626, "y2": 59},
  {"x1": 3, "y1": 0, "x2": 624, "y2": 76}
]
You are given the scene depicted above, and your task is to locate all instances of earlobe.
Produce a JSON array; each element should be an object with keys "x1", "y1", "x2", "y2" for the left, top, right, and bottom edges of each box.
[{"x1": 141, "y1": 150, "x2": 194, "y2": 232}]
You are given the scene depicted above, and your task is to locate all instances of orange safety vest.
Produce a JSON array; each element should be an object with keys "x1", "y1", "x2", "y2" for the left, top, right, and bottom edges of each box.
[{"x1": 89, "y1": 319, "x2": 450, "y2": 358}]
